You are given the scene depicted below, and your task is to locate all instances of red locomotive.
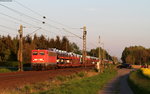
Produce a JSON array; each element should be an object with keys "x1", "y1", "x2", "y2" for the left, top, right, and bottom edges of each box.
[{"x1": 31, "y1": 48, "x2": 99, "y2": 70}]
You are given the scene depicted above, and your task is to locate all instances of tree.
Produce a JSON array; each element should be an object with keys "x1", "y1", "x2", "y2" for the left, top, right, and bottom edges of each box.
[
  {"x1": 55, "y1": 36, "x2": 61, "y2": 49},
  {"x1": 49, "y1": 38, "x2": 55, "y2": 48},
  {"x1": 112, "y1": 56, "x2": 118, "y2": 64},
  {"x1": 88, "y1": 47, "x2": 112, "y2": 60},
  {"x1": 121, "y1": 46, "x2": 150, "y2": 65},
  {"x1": 70, "y1": 42, "x2": 81, "y2": 54},
  {"x1": 125, "y1": 55, "x2": 135, "y2": 64},
  {"x1": 61, "y1": 36, "x2": 69, "y2": 51}
]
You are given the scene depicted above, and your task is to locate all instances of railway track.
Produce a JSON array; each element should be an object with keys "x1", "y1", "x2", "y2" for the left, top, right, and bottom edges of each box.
[{"x1": 0, "y1": 67, "x2": 92, "y2": 90}]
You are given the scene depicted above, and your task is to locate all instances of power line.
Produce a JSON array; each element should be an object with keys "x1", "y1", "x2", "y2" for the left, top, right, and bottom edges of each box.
[
  {"x1": 0, "y1": 3, "x2": 84, "y2": 41},
  {"x1": 0, "y1": 12, "x2": 97, "y2": 50},
  {"x1": 0, "y1": 2, "x2": 95, "y2": 50},
  {"x1": 62, "y1": 28, "x2": 82, "y2": 39},
  {"x1": 0, "y1": 4, "x2": 42, "y2": 23},
  {"x1": 14, "y1": 0, "x2": 74, "y2": 29},
  {"x1": 13, "y1": 0, "x2": 43, "y2": 17},
  {"x1": 0, "y1": 12, "x2": 35, "y2": 27},
  {"x1": 0, "y1": 29, "x2": 16, "y2": 35},
  {"x1": 13, "y1": 0, "x2": 84, "y2": 39},
  {"x1": 0, "y1": 24, "x2": 17, "y2": 31},
  {"x1": 0, "y1": 11, "x2": 59, "y2": 36},
  {"x1": 0, "y1": 16, "x2": 20, "y2": 25},
  {"x1": 25, "y1": 27, "x2": 41, "y2": 36},
  {"x1": 0, "y1": 12, "x2": 62, "y2": 37},
  {"x1": 0, "y1": 4, "x2": 67, "y2": 34}
]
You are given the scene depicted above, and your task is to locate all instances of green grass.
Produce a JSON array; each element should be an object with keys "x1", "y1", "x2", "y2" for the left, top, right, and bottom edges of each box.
[
  {"x1": 0, "y1": 68, "x2": 12, "y2": 73},
  {"x1": 35, "y1": 69, "x2": 117, "y2": 94},
  {"x1": 128, "y1": 70, "x2": 150, "y2": 94}
]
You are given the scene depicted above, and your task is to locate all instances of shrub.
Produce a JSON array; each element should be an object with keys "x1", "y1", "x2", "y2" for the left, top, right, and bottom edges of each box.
[
  {"x1": 0, "y1": 68, "x2": 12, "y2": 73},
  {"x1": 128, "y1": 70, "x2": 150, "y2": 94},
  {"x1": 76, "y1": 72, "x2": 86, "y2": 77},
  {"x1": 56, "y1": 76, "x2": 67, "y2": 82},
  {"x1": 140, "y1": 68, "x2": 150, "y2": 78}
]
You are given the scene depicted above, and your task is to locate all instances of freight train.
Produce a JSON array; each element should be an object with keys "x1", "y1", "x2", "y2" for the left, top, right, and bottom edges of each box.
[{"x1": 31, "y1": 48, "x2": 99, "y2": 70}]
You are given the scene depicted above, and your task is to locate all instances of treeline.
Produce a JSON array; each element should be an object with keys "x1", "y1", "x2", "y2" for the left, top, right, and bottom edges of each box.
[
  {"x1": 87, "y1": 48, "x2": 113, "y2": 61},
  {"x1": 0, "y1": 34, "x2": 114, "y2": 66},
  {"x1": 121, "y1": 46, "x2": 150, "y2": 65},
  {"x1": 0, "y1": 34, "x2": 81, "y2": 65}
]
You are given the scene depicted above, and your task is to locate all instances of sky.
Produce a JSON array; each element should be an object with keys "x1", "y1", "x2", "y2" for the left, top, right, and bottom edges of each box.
[{"x1": 0, "y1": 0, "x2": 150, "y2": 58}]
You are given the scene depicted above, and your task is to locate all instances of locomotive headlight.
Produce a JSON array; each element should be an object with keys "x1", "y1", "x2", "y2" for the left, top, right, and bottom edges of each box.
[
  {"x1": 67, "y1": 60, "x2": 70, "y2": 63},
  {"x1": 33, "y1": 59, "x2": 38, "y2": 61},
  {"x1": 39, "y1": 59, "x2": 44, "y2": 61},
  {"x1": 57, "y1": 60, "x2": 59, "y2": 62}
]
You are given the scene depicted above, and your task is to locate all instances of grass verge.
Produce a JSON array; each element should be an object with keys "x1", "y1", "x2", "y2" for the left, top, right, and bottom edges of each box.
[
  {"x1": 35, "y1": 68, "x2": 117, "y2": 94},
  {"x1": 0, "y1": 68, "x2": 12, "y2": 73},
  {"x1": 128, "y1": 70, "x2": 150, "y2": 94},
  {"x1": 1, "y1": 67, "x2": 117, "y2": 94}
]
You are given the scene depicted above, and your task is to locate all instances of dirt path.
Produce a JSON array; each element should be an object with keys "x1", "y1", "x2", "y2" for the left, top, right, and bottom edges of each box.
[{"x1": 99, "y1": 69, "x2": 133, "y2": 94}]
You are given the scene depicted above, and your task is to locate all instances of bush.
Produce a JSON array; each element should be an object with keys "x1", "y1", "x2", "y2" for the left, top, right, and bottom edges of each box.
[
  {"x1": 76, "y1": 72, "x2": 86, "y2": 77},
  {"x1": 56, "y1": 76, "x2": 67, "y2": 82},
  {"x1": 140, "y1": 68, "x2": 150, "y2": 78},
  {"x1": 128, "y1": 70, "x2": 150, "y2": 94},
  {"x1": 0, "y1": 61, "x2": 18, "y2": 67},
  {"x1": 0, "y1": 68, "x2": 12, "y2": 73}
]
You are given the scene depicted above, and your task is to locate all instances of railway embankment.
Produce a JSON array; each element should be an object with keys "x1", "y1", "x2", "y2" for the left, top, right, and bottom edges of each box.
[
  {"x1": 1, "y1": 67, "x2": 117, "y2": 94},
  {"x1": 38, "y1": 69, "x2": 116, "y2": 94}
]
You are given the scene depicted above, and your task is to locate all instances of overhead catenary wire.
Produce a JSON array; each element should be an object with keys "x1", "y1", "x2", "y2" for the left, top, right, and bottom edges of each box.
[
  {"x1": 13, "y1": 0, "x2": 43, "y2": 17},
  {"x1": 13, "y1": 0, "x2": 84, "y2": 38},
  {"x1": 1, "y1": 2, "x2": 83, "y2": 40},
  {"x1": 0, "y1": 16, "x2": 20, "y2": 25},
  {"x1": 0, "y1": 4, "x2": 42, "y2": 23},
  {"x1": 0, "y1": 15, "x2": 60, "y2": 37},
  {"x1": 0, "y1": 2, "x2": 99, "y2": 50},
  {"x1": 0, "y1": 12, "x2": 36, "y2": 27},
  {"x1": 14, "y1": 0, "x2": 74, "y2": 29},
  {"x1": 0, "y1": 12, "x2": 97, "y2": 50},
  {"x1": 25, "y1": 27, "x2": 41, "y2": 36},
  {"x1": 0, "y1": 4, "x2": 70, "y2": 35},
  {"x1": 0, "y1": 11, "x2": 61, "y2": 36},
  {"x1": 62, "y1": 28, "x2": 82, "y2": 39},
  {"x1": 0, "y1": 29, "x2": 16, "y2": 35},
  {"x1": 0, "y1": 24, "x2": 17, "y2": 31}
]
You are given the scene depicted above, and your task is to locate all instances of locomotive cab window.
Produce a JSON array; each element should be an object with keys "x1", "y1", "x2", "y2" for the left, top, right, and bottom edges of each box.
[
  {"x1": 39, "y1": 52, "x2": 45, "y2": 55},
  {"x1": 33, "y1": 51, "x2": 38, "y2": 55}
]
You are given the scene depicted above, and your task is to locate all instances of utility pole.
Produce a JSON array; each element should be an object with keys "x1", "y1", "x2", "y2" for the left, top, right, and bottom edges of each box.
[
  {"x1": 101, "y1": 43, "x2": 104, "y2": 59},
  {"x1": 66, "y1": 41, "x2": 67, "y2": 51},
  {"x1": 98, "y1": 36, "x2": 101, "y2": 62},
  {"x1": 102, "y1": 43, "x2": 105, "y2": 70},
  {"x1": 82, "y1": 26, "x2": 87, "y2": 68},
  {"x1": 18, "y1": 25, "x2": 23, "y2": 71},
  {"x1": 98, "y1": 36, "x2": 102, "y2": 72}
]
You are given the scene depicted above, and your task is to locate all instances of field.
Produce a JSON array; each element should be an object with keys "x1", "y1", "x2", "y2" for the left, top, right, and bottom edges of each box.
[{"x1": 128, "y1": 69, "x2": 150, "y2": 94}]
